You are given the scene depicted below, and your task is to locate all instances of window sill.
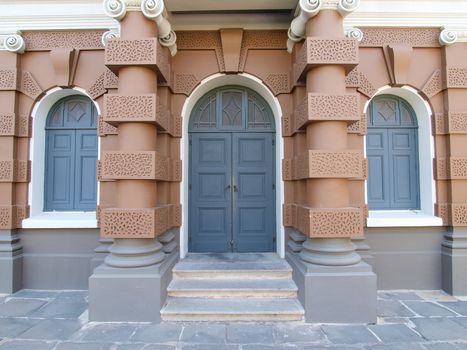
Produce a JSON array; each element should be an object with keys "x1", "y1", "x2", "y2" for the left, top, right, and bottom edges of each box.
[
  {"x1": 22, "y1": 212, "x2": 98, "y2": 229},
  {"x1": 367, "y1": 210, "x2": 443, "y2": 227}
]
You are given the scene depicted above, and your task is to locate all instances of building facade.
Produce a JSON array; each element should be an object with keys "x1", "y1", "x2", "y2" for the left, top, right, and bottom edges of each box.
[{"x1": 1, "y1": 0, "x2": 467, "y2": 323}]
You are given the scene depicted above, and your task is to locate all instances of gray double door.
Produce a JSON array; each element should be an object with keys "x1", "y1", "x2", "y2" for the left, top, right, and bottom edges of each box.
[{"x1": 189, "y1": 132, "x2": 275, "y2": 253}]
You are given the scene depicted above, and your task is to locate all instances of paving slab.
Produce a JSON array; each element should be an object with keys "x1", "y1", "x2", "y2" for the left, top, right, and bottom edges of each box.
[
  {"x1": 115, "y1": 345, "x2": 145, "y2": 350},
  {"x1": 364, "y1": 344, "x2": 425, "y2": 350},
  {"x1": 242, "y1": 345, "x2": 299, "y2": 350},
  {"x1": 302, "y1": 346, "x2": 362, "y2": 350},
  {"x1": 11, "y1": 290, "x2": 59, "y2": 299},
  {"x1": 454, "y1": 343, "x2": 467, "y2": 350},
  {"x1": 378, "y1": 291, "x2": 423, "y2": 301},
  {"x1": 0, "y1": 318, "x2": 41, "y2": 338},
  {"x1": 18, "y1": 319, "x2": 83, "y2": 341},
  {"x1": 403, "y1": 301, "x2": 458, "y2": 317},
  {"x1": 274, "y1": 323, "x2": 326, "y2": 344},
  {"x1": 181, "y1": 324, "x2": 226, "y2": 344},
  {"x1": 368, "y1": 324, "x2": 422, "y2": 343},
  {"x1": 54, "y1": 342, "x2": 113, "y2": 350},
  {"x1": 377, "y1": 300, "x2": 416, "y2": 317},
  {"x1": 451, "y1": 317, "x2": 467, "y2": 329},
  {"x1": 439, "y1": 302, "x2": 467, "y2": 316},
  {"x1": 0, "y1": 340, "x2": 57, "y2": 350},
  {"x1": 423, "y1": 343, "x2": 461, "y2": 350},
  {"x1": 30, "y1": 299, "x2": 87, "y2": 319},
  {"x1": 416, "y1": 291, "x2": 458, "y2": 302},
  {"x1": 56, "y1": 291, "x2": 89, "y2": 300},
  {"x1": 74, "y1": 323, "x2": 137, "y2": 343},
  {"x1": 322, "y1": 325, "x2": 379, "y2": 345},
  {"x1": 180, "y1": 345, "x2": 238, "y2": 350},
  {"x1": 0, "y1": 298, "x2": 47, "y2": 317},
  {"x1": 411, "y1": 318, "x2": 467, "y2": 341},
  {"x1": 131, "y1": 323, "x2": 182, "y2": 343},
  {"x1": 226, "y1": 323, "x2": 274, "y2": 344}
]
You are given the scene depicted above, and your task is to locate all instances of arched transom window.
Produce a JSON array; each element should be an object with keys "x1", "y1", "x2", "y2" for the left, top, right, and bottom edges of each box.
[
  {"x1": 367, "y1": 95, "x2": 420, "y2": 210},
  {"x1": 44, "y1": 96, "x2": 98, "y2": 211}
]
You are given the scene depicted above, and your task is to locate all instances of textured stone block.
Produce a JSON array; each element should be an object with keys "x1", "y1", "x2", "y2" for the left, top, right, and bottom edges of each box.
[
  {"x1": 294, "y1": 37, "x2": 358, "y2": 82},
  {"x1": 451, "y1": 203, "x2": 467, "y2": 226},
  {"x1": 0, "y1": 114, "x2": 29, "y2": 137},
  {"x1": 105, "y1": 38, "x2": 169, "y2": 82},
  {"x1": 0, "y1": 205, "x2": 30, "y2": 229},
  {"x1": 287, "y1": 150, "x2": 363, "y2": 179},
  {"x1": 100, "y1": 151, "x2": 180, "y2": 181},
  {"x1": 294, "y1": 93, "x2": 360, "y2": 130},
  {"x1": 450, "y1": 157, "x2": 467, "y2": 179},
  {"x1": 448, "y1": 112, "x2": 467, "y2": 133},
  {"x1": 101, "y1": 206, "x2": 170, "y2": 238},
  {"x1": 445, "y1": 68, "x2": 467, "y2": 88},
  {"x1": 0, "y1": 69, "x2": 18, "y2": 90},
  {"x1": 0, "y1": 160, "x2": 30, "y2": 182}
]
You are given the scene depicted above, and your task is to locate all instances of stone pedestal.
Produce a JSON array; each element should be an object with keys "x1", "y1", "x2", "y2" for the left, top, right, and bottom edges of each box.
[
  {"x1": 353, "y1": 238, "x2": 374, "y2": 267},
  {"x1": 89, "y1": 250, "x2": 177, "y2": 321},
  {"x1": 288, "y1": 249, "x2": 377, "y2": 323},
  {"x1": 442, "y1": 228, "x2": 467, "y2": 296},
  {"x1": 0, "y1": 230, "x2": 23, "y2": 293},
  {"x1": 90, "y1": 238, "x2": 113, "y2": 271}
]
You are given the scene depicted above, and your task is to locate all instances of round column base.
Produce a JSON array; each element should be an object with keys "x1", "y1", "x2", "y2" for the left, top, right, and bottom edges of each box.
[
  {"x1": 299, "y1": 237, "x2": 361, "y2": 266},
  {"x1": 105, "y1": 238, "x2": 165, "y2": 268}
]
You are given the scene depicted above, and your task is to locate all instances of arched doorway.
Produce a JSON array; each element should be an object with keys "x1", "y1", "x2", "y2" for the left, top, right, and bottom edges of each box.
[{"x1": 188, "y1": 86, "x2": 276, "y2": 253}]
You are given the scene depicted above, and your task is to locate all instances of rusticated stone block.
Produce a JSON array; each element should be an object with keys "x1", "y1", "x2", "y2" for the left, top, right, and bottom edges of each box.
[
  {"x1": 296, "y1": 205, "x2": 363, "y2": 238},
  {"x1": 445, "y1": 68, "x2": 467, "y2": 88},
  {"x1": 282, "y1": 159, "x2": 293, "y2": 181},
  {"x1": 104, "y1": 69, "x2": 118, "y2": 89},
  {"x1": 434, "y1": 158, "x2": 449, "y2": 180},
  {"x1": 290, "y1": 150, "x2": 363, "y2": 179},
  {"x1": 451, "y1": 203, "x2": 467, "y2": 226},
  {"x1": 101, "y1": 206, "x2": 169, "y2": 238},
  {"x1": 98, "y1": 118, "x2": 118, "y2": 136},
  {"x1": 347, "y1": 113, "x2": 367, "y2": 135},
  {"x1": 433, "y1": 113, "x2": 448, "y2": 135},
  {"x1": 0, "y1": 69, "x2": 18, "y2": 90},
  {"x1": 345, "y1": 68, "x2": 360, "y2": 88},
  {"x1": 448, "y1": 112, "x2": 467, "y2": 134},
  {"x1": 103, "y1": 94, "x2": 170, "y2": 132},
  {"x1": 0, "y1": 205, "x2": 29, "y2": 229},
  {"x1": 87, "y1": 73, "x2": 106, "y2": 100},
  {"x1": 283, "y1": 204, "x2": 295, "y2": 227},
  {"x1": 105, "y1": 38, "x2": 170, "y2": 83},
  {"x1": 359, "y1": 28, "x2": 440, "y2": 48},
  {"x1": 0, "y1": 114, "x2": 32, "y2": 137},
  {"x1": 294, "y1": 93, "x2": 360, "y2": 130},
  {"x1": 435, "y1": 203, "x2": 450, "y2": 226},
  {"x1": 0, "y1": 160, "x2": 30, "y2": 182},
  {"x1": 19, "y1": 71, "x2": 42, "y2": 99},
  {"x1": 169, "y1": 204, "x2": 182, "y2": 227},
  {"x1": 422, "y1": 69, "x2": 443, "y2": 98},
  {"x1": 294, "y1": 37, "x2": 358, "y2": 82},
  {"x1": 101, "y1": 151, "x2": 181, "y2": 181},
  {"x1": 450, "y1": 158, "x2": 467, "y2": 179}
]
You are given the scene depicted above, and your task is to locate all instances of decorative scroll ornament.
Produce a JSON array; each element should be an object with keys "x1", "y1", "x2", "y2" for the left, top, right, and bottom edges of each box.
[
  {"x1": 103, "y1": 0, "x2": 127, "y2": 21},
  {"x1": 439, "y1": 28, "x2": 458, "y2": 46},
  {"x1": 101, "y1": 30, "x2": 119, "y2": 46},
  {"x1": 287, "y1": 0, "x2": 322, "y2": 53},
  {"x1": 4, "y1": 34, "x2": 25, "y2": 54},
  {"x1": 337, "y1": 0, "x2": 360, "y2": 17},
  {"x1": 141, "y1": 0, "x2": 177, "y2": 56},
  {"x1": 345, "y1": 27, "x2": 363, "y2": 42}
]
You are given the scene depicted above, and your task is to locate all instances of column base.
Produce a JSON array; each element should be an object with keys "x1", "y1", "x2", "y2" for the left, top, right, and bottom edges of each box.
[
  {"x1": 0, "y1": 230, "x2": 23, "y2": 294},
  {"x1": 287, "y1": 251, "x2": 377, "y2": 324},
  {"x1": 88, "y1": 250, "x2": 178, "y2": 322},
  {"x1": 442, "y1": 228, "x2": 467, "y2": 296},
  {"x1": 90, "y1": 238, "x2": 113, "y2": 272}
]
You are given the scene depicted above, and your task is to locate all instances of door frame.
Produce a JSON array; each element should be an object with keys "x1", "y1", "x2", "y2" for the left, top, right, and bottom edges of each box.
[{"x1": 180, "y1": 73, "x2": 285, "y2": 258}]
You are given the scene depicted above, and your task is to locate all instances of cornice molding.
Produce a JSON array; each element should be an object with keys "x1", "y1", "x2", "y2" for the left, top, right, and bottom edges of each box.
[{"x1": 0, "y1": 0, "x2": 466, "y2": 35}]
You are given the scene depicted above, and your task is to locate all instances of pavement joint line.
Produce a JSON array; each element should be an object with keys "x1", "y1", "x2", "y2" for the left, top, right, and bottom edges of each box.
[{"x1": 365, "y1": 326, "x2": 383, "y2": 343}]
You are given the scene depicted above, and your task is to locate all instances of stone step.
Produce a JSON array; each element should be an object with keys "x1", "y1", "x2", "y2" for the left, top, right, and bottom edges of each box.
[
  {"x1": 173, "y1": 254, "x2": 292, "y2": 279},
  {"x1": 167, "y1": 278, "x2": 298, "y2": 298},
  {"x1": 161, "y1": 297, "x2": 305, "y2": 321}
]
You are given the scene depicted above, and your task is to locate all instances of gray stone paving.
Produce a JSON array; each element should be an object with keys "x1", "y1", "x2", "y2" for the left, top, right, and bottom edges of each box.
[{"x1": 1, "y1": 290, "x2": 467, "y2": 349}]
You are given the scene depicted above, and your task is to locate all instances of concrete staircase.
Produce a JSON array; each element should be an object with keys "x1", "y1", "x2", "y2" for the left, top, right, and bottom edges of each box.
[{"x1": 161, "y1": 253, "x2": 304, "y2": 321}]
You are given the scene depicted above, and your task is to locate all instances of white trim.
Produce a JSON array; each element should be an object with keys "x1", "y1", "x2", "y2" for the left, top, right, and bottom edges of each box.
[
  {"x1": 364, "y1": 85, "x2": 442, "y2": 228},
  {"x1": 180, "y1": 73, "x2": 285, "y2": 259},
  {"x1": 0, "y1": 0, "x2": 466, "y2": 33},
  {"x1": 23, "y1": 87, "x2": 101, "y2": 229}
]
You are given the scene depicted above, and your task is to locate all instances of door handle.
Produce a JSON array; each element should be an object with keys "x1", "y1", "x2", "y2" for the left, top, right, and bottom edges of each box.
[
  {"x1": 225, "y1": 185, "x2": 231, "y2": 191},
  {"x1": 233, "y1": 185, "x2": 238, "y2": 192}
]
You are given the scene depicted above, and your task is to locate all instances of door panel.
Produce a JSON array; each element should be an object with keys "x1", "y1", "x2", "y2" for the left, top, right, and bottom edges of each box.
[
  {"x1": 190, "y1": 133, "x2": 232, "y2": 252},
  {"x1": 233, "y1": 133, "x2": 275, "y2": 252},
  {"x1": 189, "y1": 132, "x2": 275, "y2": 253}
]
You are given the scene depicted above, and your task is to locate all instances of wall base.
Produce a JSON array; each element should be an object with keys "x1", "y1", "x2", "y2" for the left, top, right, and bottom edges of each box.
[
  {"x1": 287, "y1": 251, "x2": 377, "y2": 324},
  {"x1": 89, "y1": 251, "x2": 178, "y2": 322},
  {"x1": 442, "y1": 228, "x2": 467, "y2": 296},
  {"x1": 0, "y1": 230, "x2": 23, "y2": 294}
]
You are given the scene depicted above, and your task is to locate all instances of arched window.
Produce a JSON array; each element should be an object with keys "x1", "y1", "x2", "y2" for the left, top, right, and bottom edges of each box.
[
  {"x1": 44, "y1": 96, "x2": 98, "y2": 211},
  {"x1": 367, "y1": 95, "x2": 420, "y2": 210}
]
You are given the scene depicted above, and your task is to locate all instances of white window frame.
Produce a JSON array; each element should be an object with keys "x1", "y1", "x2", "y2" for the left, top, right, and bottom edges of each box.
[
  {"x1": 364, "y1": 86, "x2": 442, "y2": 227},
  {"x1": 22, "y1": 87, "x2": 100, "y2": 229}
]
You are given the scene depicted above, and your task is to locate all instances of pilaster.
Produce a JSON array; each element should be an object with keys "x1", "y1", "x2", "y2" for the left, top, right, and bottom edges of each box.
[
  {"x1": 89, "y1": 0, "x2": 179, "y2": 321},
  {"x1": 439, "y1": 41, "x2": 467, "y2": 295},
  {"x1": 285, "y1": 0, "x2": 376, "y2": 323}
]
